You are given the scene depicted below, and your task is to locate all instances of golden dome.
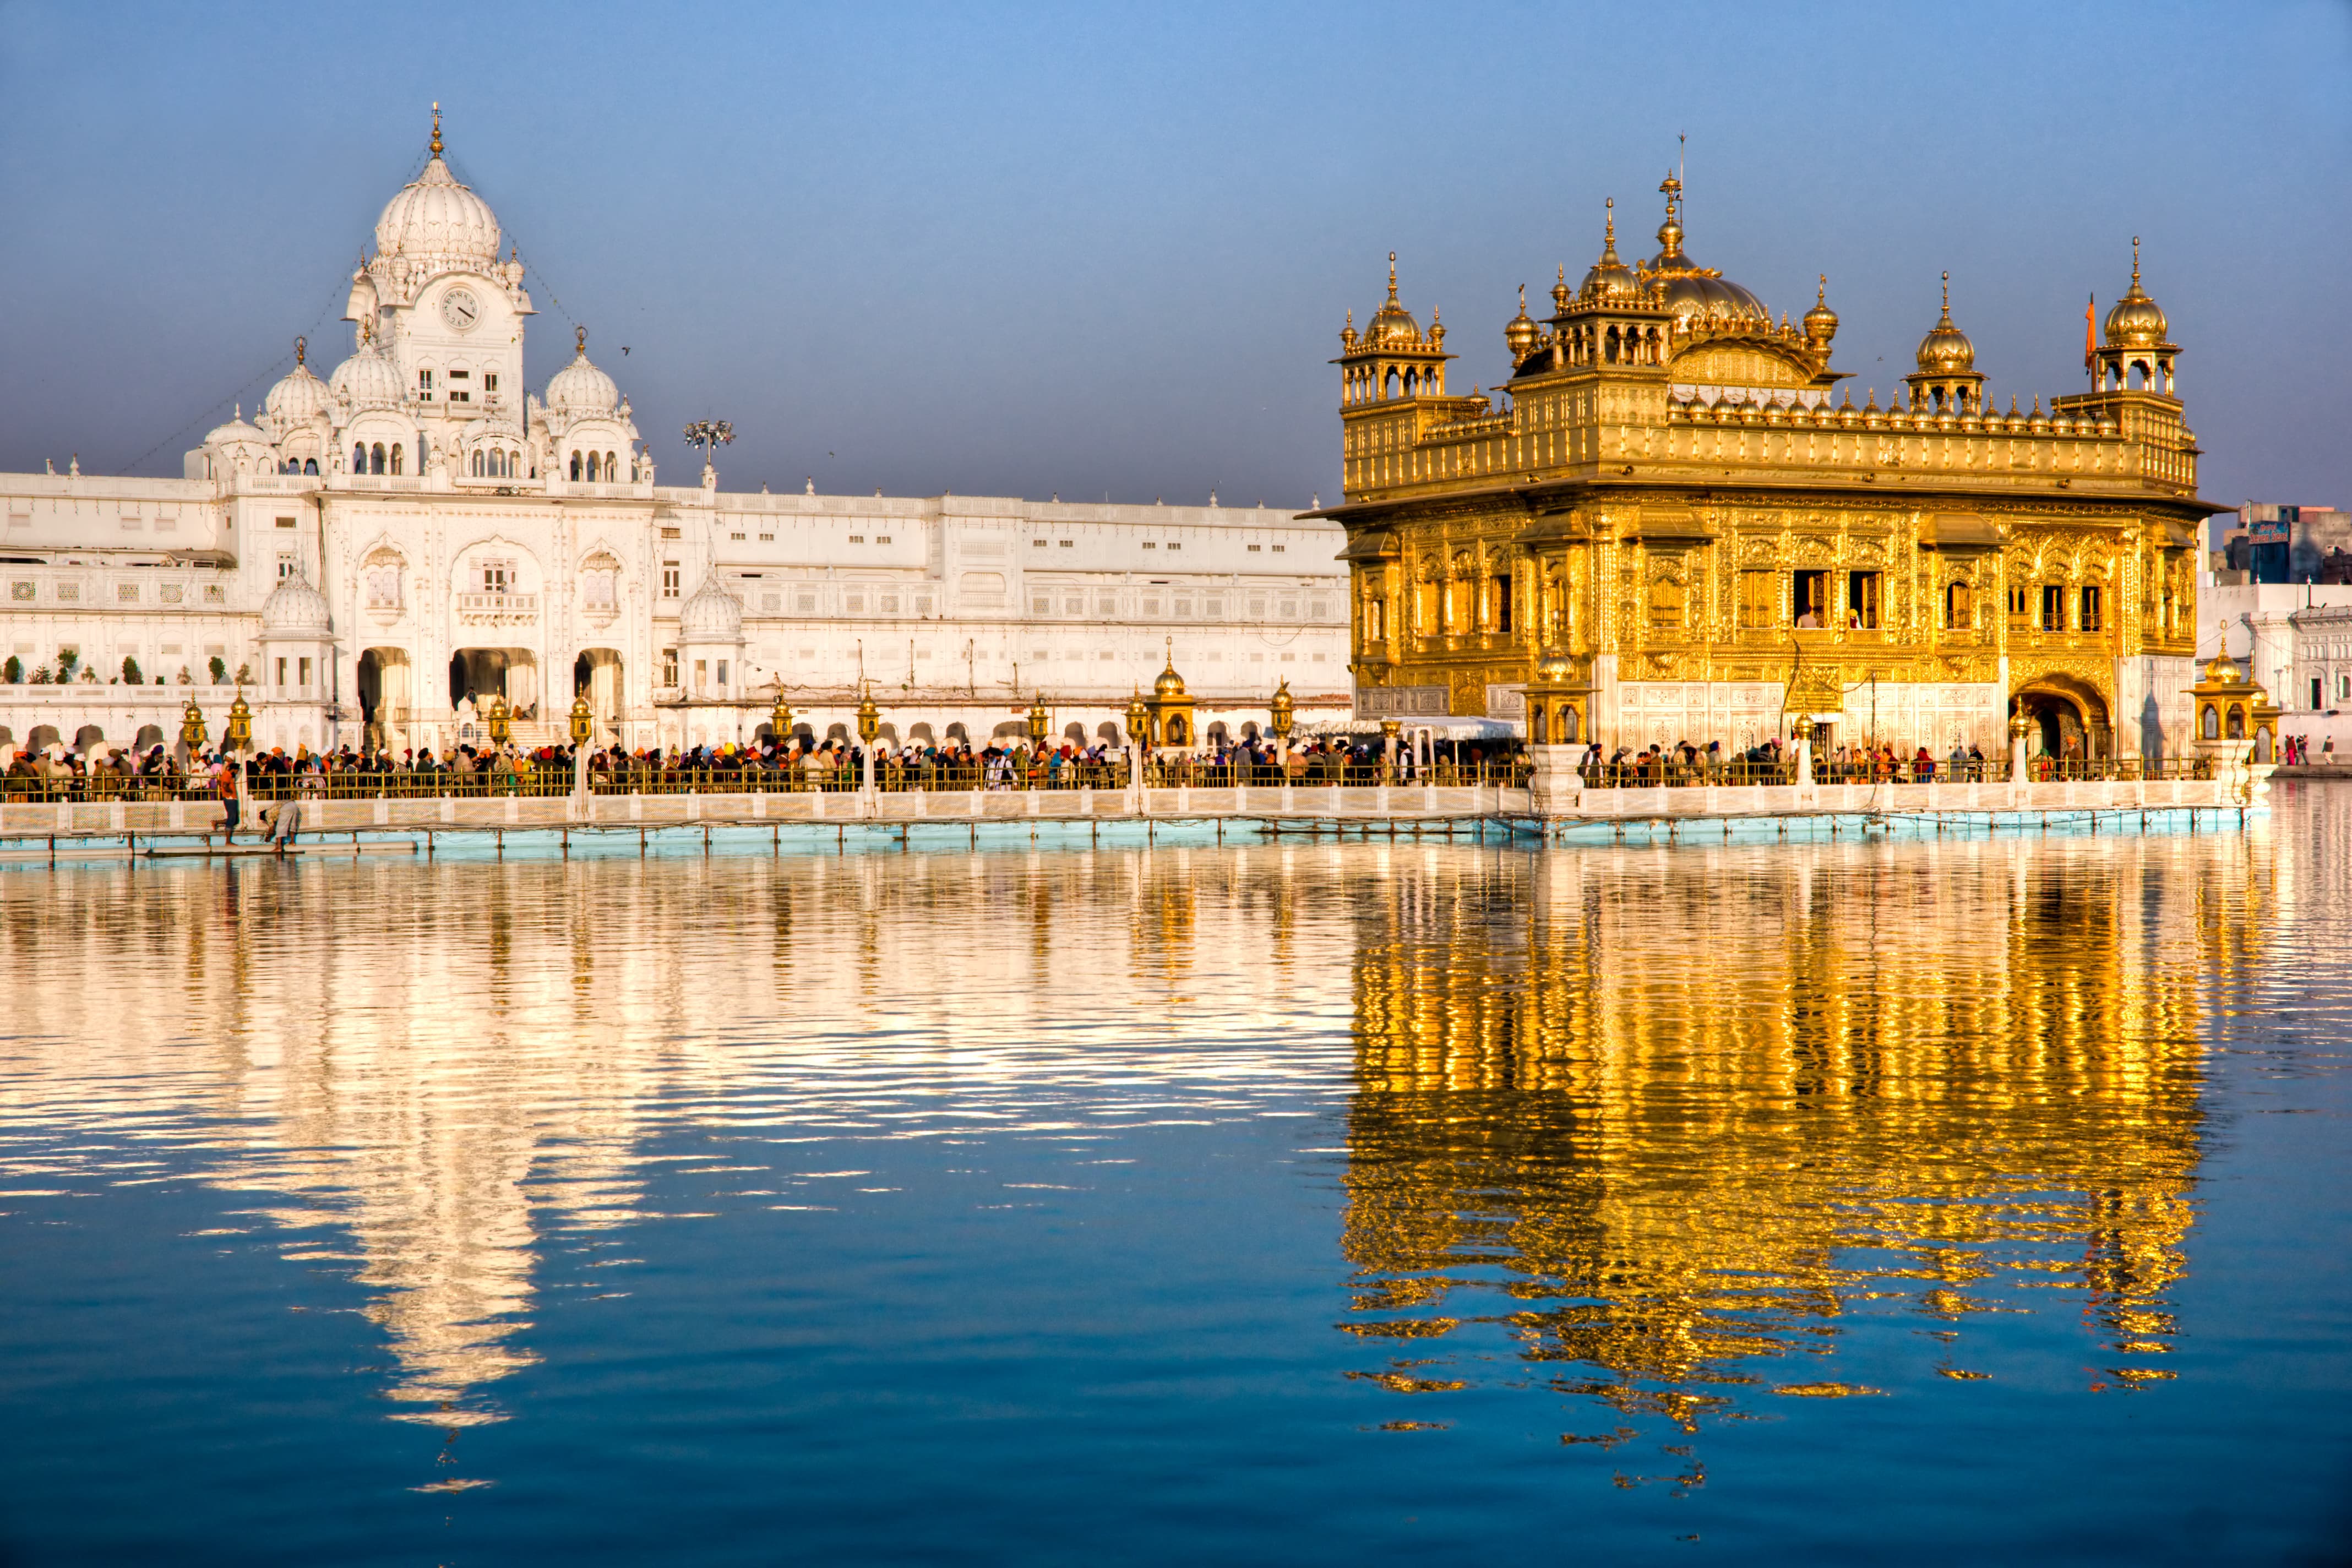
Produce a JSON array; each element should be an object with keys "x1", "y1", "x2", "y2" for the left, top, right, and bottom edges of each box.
[
  {"x1": 1640, "y1": 175, "x2": 1770, "y2": 329},
  {"x1": 1578, "y1": 198, "x2": 1642, "y2": 305},
  {"x1": 1366, "y1": 252, "x2": 1422, "y2": 345},
  {"x1": 1915, "y1": 272, "x2": 1975, "y2": 373},
  {"x1": 2104, "y1": 237, "x2": 2170, "y2": 347},
  {"x1": 1153, "y1": 658, "x2": 1188, "y2": 698},
  {"x1": 1803, "y1": 274, "x2": 1839, "y2": 346},
  {"x1": 1533, "y1": 646, "x2": 1575, "y2": 683},
  {"x1": 1504, "y1": 285, "x2": 1539, "y2": 362}
]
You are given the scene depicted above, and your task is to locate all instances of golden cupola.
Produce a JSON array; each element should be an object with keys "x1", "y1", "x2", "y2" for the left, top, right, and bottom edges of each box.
[
  {"x1": 1577, "y1": 199, "x2": 1642, "y2": 306},
  {"x1": 1504, "y1": 285, "x2": 1540, "y2": 366},
  {"x1": 2093, "y1": 237, "x2": 2178, "y2": 396},
  {"x1": 1333, "y1": 252, "x2": 1453, "y2": 406},
  {"x1": 1801, "y1": 274, "x2": 1839, "y2": 352},
  {"x1": 1905, "y1": 271, "x2": 1987, "y2": 414}
]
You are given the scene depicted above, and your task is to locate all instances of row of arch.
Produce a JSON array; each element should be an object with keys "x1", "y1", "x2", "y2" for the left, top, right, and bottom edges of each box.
[
  {"x1": 472, "y1": 448, "x2": 526, "y2": 478},
  {"x1": 0, "y1": 722, "x2": 165, "y2": 755},
  {"x1": 353, "y1": 442, "x2": 404, "y2": 475},
  {"x1": 570, "y1": 449, "x2": 621, "y2": 481},
  {"x1": 1563, "y1": 320, "x2": 1666, "y2": 368},
  {"x1": 1342, "y1": 363, "x2": 1446, "y2": 406}
]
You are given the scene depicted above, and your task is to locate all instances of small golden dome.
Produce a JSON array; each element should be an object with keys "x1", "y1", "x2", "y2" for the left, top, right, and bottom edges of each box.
[
  {"x1": 1533, "y1": 646, "x2": 1575, "y2": 683},
  {"x1": 1504, "y1": 285, "x2": 1539, "y2": 362},
  {"x1": 1803, "y1": 274, "x2": 1839, "y2": 345},
  {"x1": 1366, "y1": 252, "x2": 1422, "y2": 345},
  {"x1": 1579, "y1": 198, "x2": 1642, "y2": 304},
  {"x1": 1153, "y1": 660, "x2": 1187, "y2": 698},
  {"x1": 2104, "y1": 237, "x2": 2170, "y2": 346},
  {"x1": 1915, "y1": 272, "x2": 1975, "y2": 373}
]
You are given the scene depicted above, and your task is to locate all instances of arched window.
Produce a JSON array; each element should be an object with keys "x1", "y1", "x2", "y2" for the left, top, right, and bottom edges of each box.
[
  {"x1": 370, "y1": 443, "x2": 385, "y2": 474},
  {"x1": 2201, "y1": 704, "x2": 2218, "y2": 739},
  {"x1": 606, "y1": 451, "x2": 616, "y2": 479},
  {"x1": 353, "y1": 444, "x2": 366, "y2": 472},
  {"x1": 472, "y1": 450, "x2": 485, "y2": 477},
  {"x1": 389, "y1": 444, "x2": 402, "y2": 475},
  {"x1": 1945, "y1": 581, "x2": 1970, "y2": 629},
  {"x1": 303, "y1": 458, "x2": 317, "y2": 475},
  {"x1": 1384, "y1": 369, "x2": 1398, "y2": 399},
  {"x1": 590, "y1": 451, "x2": 603, "y2": 481},
  {"x1": 570, "y1": 451, "x2": 583, "y2": 481},
  {"x1": 2226, "y1": 705, "x2": 2246, "y2": 739}
]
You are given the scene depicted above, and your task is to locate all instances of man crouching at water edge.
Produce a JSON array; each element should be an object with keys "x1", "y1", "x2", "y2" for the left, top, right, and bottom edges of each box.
[{"x1": 260, "y1": 793, "x2": 300, "y2": 856}]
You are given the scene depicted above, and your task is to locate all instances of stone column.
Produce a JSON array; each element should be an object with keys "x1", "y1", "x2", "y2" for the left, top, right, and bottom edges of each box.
[{"x1": 1527, "y1": 743, "x2": 1580, "y2": 818}]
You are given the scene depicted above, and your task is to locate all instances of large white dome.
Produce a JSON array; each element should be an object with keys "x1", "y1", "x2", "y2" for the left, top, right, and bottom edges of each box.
[
  {"x1": 545, "y1": 328, "x2": 618, "y2": 414},
  {"x1": 374, "y1": 156, "x2": 500, "y2": 268},
  {"x1": 330, "y1": 335, "x2": 404, "y2": 411}
]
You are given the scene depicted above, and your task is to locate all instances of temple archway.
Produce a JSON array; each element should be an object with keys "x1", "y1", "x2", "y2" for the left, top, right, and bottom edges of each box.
[
  {"x1": 2012, "y1": 675, "x2": 2111, "y2": 760},
  {"x1": 359, "y1": 647, "x2": 412, "y2": 751},
  {"x1": 448, "y1": 647, "x2": 540, "y2": 718}
]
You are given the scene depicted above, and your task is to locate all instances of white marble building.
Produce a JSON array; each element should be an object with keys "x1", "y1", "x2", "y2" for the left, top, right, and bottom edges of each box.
[{"x1": 0, "y1": 115, "x2": 1346, "y2": 761}]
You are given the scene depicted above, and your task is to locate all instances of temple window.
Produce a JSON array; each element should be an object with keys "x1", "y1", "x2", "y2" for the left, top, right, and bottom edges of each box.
[
  {"x1": 472, "y1": 451, "x2": 485, "y2": 477},
  {"x1": 369, "y1": 443, "x2": 385, "y2": 474},
  {"x1": 1793, "y1": 570, "x2": 1828, "y2": 627},
  {"x1": 1944, "y1": 581, "x2": 1972, "y2": 629},
  {"x1": 2040, "y1": 585, "x2": 2066, "y2": 631},
  {"x1": 2080, "y1": 585, "x2": 2103, "y2": 632},
  {"x1": 1740, "y1": 570, "x2": 1777, "y2": 628},
  {"x1": 1490, "y1": 574, "x2": 1512, "y2": 633},
  {"x1": 1847, "y1": 571, "x2": 1880, "y2": 630},
  {"x1": 388, "y1": 444, "x2": 402, "y2": 475},
  {"x1": 353, "y1": 443, "x2": 366, "y2": 472}
]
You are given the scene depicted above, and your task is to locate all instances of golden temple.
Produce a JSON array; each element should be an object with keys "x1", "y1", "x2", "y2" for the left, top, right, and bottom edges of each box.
[{"x1": 1322, "y1": 172, "x2": 2212, "y2": 761}]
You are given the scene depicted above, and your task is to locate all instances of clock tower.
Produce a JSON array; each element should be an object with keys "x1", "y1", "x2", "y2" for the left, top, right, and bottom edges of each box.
[{"x1": 341, "y1": 105, "x2": 536, "y2": 473}]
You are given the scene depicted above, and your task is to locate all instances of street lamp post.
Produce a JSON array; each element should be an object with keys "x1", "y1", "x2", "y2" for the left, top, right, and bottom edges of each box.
[{"x1": 682, "y1": 419, "x2": 734, "y2": 483}]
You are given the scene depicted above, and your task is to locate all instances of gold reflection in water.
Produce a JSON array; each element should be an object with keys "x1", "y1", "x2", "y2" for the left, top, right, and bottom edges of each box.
[{"x1": 1340, "y1": 834, "x2": 2271, "y2": 1427}]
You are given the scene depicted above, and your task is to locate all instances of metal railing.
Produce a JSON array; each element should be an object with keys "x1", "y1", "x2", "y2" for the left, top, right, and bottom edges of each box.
[{"x1": 0, "y1": 753, "x2": 2220, "y2": 805}]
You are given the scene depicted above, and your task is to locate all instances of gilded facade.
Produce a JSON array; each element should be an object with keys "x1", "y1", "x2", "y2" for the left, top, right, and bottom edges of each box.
[{"x1": 1324, "y1": 174, "x2": 2210, "y2": 759}]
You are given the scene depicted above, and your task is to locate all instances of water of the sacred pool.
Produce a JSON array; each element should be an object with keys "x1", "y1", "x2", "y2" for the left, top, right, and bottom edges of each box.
[{"x1": 1, "y1": 800, "x2": 2347, "y2": 1565}]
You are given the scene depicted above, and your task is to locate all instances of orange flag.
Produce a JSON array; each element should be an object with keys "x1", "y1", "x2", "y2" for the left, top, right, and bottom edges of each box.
[{"x1": 2083, "y1": 295, "x2": 2095, "y2": 372}]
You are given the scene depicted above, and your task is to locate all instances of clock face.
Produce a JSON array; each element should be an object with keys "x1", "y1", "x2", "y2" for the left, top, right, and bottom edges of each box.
[{"x1": 440, "y1": 287, "x2": 480, "y2": 332}]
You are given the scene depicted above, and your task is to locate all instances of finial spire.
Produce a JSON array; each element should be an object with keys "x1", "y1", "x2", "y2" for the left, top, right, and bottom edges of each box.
[
  {"x1": 1517, "y1": 282, "x2": 1526, "y2": 313},
  {"x1": 575, "y1": 324, "x2": 587, "y2": 356},
  {"x1": 1817, "y1": 274, "x2": 1827, "y2": 307},
  {"x1": 293, "y1": 335, "x2": 306, "y2": 366},
  {"x1": 1386, "y1": 251, "x2": 1398, "y2": 303},
  {"x1": 2131, "y1": 235, "x2": 2141, "y2": 286},
  {"x1": 1604, "y1": 195, "x2": 1616, "y2": 244},
  {"x1": 429, "y1": 102, "x2": 442, "y2": 159},
  {"x1": 1939, "y1": 270, "x2": 1952, "y2": 325}
]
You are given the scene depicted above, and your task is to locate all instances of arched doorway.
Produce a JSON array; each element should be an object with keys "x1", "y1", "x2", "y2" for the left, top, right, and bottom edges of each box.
[
  {"x1": 449, "y1": 648, "x2": 540, "y2": 718},
  {"x1": 573, "y1": 648, "x2": 623, "y2": 736},
  {"x1": 359, "y1": 647, "x2": 412, "y2": 752},
  {"x1": 2012, "y1": 676, "x2": 2111, "y2": 763}
]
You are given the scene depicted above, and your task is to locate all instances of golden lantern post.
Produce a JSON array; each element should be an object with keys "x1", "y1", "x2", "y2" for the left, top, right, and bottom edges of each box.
[
  {"x1": 487, "y1": 693, "x2": 512, "y2": 749},
  {"x1": 225, "y1": 683, "x2": 253, "y2": 757},
  {"x1": 179, "y1": 699, "x2": 208, "y2": 758},
  {"x1": 856, "y1": 683, "x2": 881, "y2": 797},
  {"x1": 1268, "y1": 678, "x2": 1294, "y2": 783},
  {"x1": 1125, "y1": 689, "x2": 1151, "y2": 802},
  {"x1": 770, "y1": 691, "x2": 794, "y2": 750},
  {"x1": 569, "y1": 694, "x2": 594, "y2": 799}
]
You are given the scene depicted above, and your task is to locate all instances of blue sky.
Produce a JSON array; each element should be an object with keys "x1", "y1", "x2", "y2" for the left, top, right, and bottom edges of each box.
[{"x1": 1, "y1": 1, "x2": 2345, "y2": 508}]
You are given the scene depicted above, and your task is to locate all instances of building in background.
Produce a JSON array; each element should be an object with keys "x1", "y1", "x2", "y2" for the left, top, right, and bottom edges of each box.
[
  {"x1": 1321, "y1": 175, "x2": 2215, "y2": 764},
  {"x1": 2207, "y1": 503, "x2": 2352, "y2": 585},
  {"x1": 0, "y1": 113, "x2": 1347, "y2": 761}
]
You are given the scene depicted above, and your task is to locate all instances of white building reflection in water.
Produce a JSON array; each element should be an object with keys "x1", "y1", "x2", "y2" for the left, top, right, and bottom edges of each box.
[{"x1": 0, "y1": 847, "x2": 1363, "y2": 1425}]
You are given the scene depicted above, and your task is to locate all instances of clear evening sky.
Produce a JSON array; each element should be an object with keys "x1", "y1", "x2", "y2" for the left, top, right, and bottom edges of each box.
[{"x1": 1, "y1": 1, "x2": 2345, "y2": 510}]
